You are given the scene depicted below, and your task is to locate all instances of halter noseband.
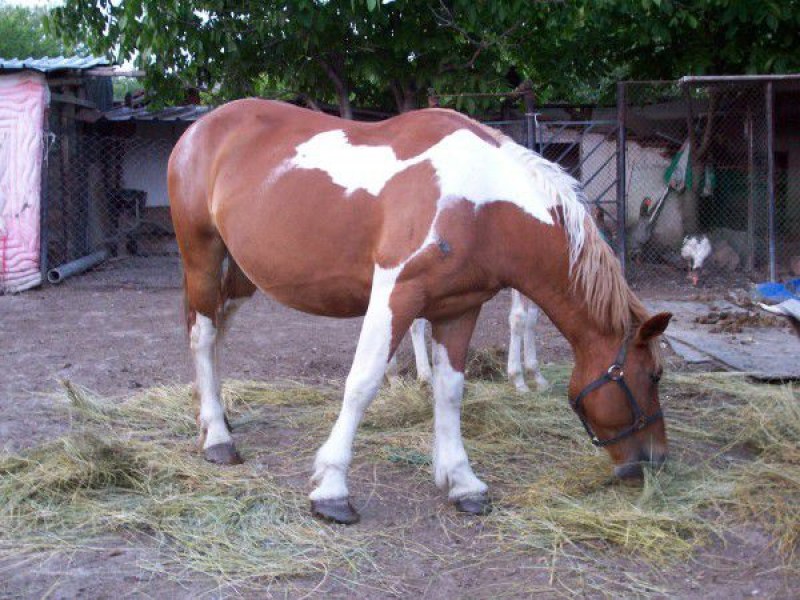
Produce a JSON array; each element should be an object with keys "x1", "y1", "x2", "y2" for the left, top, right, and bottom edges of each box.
[{"x1": 569, "y1": 336, "x2": 663, "y2": 447}]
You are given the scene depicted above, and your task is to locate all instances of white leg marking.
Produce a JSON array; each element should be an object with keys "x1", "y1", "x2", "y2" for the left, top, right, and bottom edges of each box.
[
  {"x1": 310, "y1": 265, "x2": 400, "y2": 501},
  {"x1": 411, "y1": 319, "x2": 433, "y2": 384},
  {"x1": 522, "y1": 298, "x2": 550, "y2": 392},
  {"x1": 190, "y1": 315, "x2": 232, "y2": 448},
  {"x1": 507, "y1": 290, "x2": 529, "y2": 393},
  {"x1": 432, "y1": 341, "x2": 488, "y2": 501}
]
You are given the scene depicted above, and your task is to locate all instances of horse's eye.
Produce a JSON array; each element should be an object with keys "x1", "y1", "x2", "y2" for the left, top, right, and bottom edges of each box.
[{"x1": 650, "y1": 372, "x2": 662, "y2": 384}]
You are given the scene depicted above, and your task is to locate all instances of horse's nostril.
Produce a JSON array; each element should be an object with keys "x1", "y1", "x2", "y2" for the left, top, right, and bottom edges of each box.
[{"x1": 614, "y1": 462, "x2": 644, "y2": 480}]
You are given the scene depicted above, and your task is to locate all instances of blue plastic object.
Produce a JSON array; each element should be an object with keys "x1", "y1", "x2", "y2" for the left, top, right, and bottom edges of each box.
[{"x1": 755, "y1": 278, "x2": 800, "y2": 303}]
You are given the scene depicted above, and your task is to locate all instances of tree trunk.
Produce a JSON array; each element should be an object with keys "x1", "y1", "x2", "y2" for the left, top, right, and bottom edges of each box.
[
  {"x1": 319, "y1": 56, "x2": 352, "y2": 119},
  {"x1": 390, "y1": 79, "x2": 418, "y2": 113}
]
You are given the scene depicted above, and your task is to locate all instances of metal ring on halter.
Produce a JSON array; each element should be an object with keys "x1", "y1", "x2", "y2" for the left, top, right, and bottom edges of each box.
[{"x1": 607, "y1": 364, "x2": 624, "y2": 380}]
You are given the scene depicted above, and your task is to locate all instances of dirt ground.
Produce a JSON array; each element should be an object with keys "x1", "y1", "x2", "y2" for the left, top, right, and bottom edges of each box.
[{"x1": 1, "y1": 257, "x2": 797, "y2": 598}]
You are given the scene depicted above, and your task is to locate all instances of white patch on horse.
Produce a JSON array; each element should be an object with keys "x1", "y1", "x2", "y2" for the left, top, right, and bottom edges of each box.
[
  {"x1": 292, "y1": 130, "x2": 406, "y2": 196},
  {"x1": 288, "y1": 128, "x2": 566, "y2": 225},
  {"x1": 310, "y1": 264, "x2": 401, "y2": 501},
  {"x1": 431, "y1": 340, "x2": 488, "y2": 500},
  {"x1": 190, "y1": 315, "x2": 232, "y2": 448}
]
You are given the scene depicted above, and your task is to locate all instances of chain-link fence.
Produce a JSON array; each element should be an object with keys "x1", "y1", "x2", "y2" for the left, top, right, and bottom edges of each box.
[
  {"x1": 40, "y1": 109, "x2": 625, "y2": 289},
  {"x1": 39, "y1": 79, "x2": 799, "y2": 293},
  {"x1": 42, "y1": 132, "x2": 179, "y2": 286},
  {"x1": 620, "y1": 78, "x2": 800, "y2": 290}
]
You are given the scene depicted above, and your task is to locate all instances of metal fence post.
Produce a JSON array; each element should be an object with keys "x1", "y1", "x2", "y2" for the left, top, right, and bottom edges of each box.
[
  {"x1": 765, "y1": 81, "x2": 777, "y2": 281},
  {"x1": 616, "y1": 82, "x2": 628, "y2": 276},
  {"x1": 746, "y1": 103, "x2": 756, "y2": 273},
  {"x1": 524, "y1": 88, "x2": 536, "y2": 152},
  {"x1": 39, "y1": 110, "x2": 51, "y2": 283}
]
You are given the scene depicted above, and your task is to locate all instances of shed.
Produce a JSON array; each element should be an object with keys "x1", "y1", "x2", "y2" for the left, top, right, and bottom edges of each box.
[{"x1": 0, "y1": 55, "x2": 111, "y2": 292}]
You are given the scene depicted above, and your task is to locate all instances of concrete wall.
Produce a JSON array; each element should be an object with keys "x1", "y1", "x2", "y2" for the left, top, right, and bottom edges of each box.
[{"x1": 120, "y1": 122, "x2": 185, "y2": 208}]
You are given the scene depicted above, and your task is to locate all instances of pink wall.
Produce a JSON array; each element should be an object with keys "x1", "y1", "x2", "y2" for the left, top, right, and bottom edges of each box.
[{"x1": 0, "y1": 72, "x2": 48, "y2": 293}]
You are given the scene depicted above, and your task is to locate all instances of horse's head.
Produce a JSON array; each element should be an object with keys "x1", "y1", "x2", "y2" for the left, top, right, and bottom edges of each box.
[{"x1": 569, "y1": 312, "x2": 672, "y2": 480}]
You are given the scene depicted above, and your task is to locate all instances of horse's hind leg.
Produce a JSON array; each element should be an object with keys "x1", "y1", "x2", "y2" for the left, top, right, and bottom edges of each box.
[
  {"x1": 430, "y1": 308, "x2": 489, "y2": 515},
  {"x1": 522, "y1": 298, "x2": 549, "y2": 392},
  {"x1": 508, "y1": 291, "x2": 549, "y2": 393},
  {"x1": 185, "y1": 241, "x2": 254, "y2": 465},
  {"x1": 507, "y1": 290, "x2": 529, "y2": 392},
  {"x1": 386, "y1": 319, "x2": 432, "y2": 385},
  {"x1": 411, "y1": 319, "x2": 433, "y2": 383}
]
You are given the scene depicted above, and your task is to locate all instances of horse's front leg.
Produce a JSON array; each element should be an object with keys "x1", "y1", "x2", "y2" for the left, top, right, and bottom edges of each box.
[
  {"x1": 310, "y1": 266, "x2": 417, "y2": 524},
  {"x1": 431, "y1": 308, "x2": 490, "y2": 515}
]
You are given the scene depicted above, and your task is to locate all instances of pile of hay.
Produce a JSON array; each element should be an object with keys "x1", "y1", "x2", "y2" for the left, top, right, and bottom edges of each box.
[
  {"x1": 1, "y1": 363, "x2": 798, "y2": 594},
  {"x1": 0, "y1": 381, "x2": 367, "y2": 591}
]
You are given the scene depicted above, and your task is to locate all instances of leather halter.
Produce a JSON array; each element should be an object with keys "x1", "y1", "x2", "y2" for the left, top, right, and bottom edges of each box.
[{"x1": 569, "y1": 337, "x2": 663, "y2": 447}]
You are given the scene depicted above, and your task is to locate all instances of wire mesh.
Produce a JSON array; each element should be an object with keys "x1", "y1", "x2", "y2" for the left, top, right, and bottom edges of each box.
[
  {"x1": 41, "y1": 114, "x2": 624, "y2": 288},
  {"x1": 43, "y1": 132, "x2": 179, "y2": 285},
  {"x1": 621, "y1": 80, "x2": 800, "y2": 290}
]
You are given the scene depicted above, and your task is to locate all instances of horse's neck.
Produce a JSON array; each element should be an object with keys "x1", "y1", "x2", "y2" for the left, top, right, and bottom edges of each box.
[{"x1": 517, "y1": 279, "x2": 615, "y2": 359}]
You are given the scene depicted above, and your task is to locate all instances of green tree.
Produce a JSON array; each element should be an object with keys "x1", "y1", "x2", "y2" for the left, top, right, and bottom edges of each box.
[
  {"x1": 0, "y1": 5, "x2": 75, "y2": 59},
  {"x1": 50, "y1": 0, "x2": 513, "y2": 115},
  {"x1": 442, "y1": 0, "x2": 800, "y2": 103},
  {"x1": 49, "y1": 1, "x2": 800, "y2": 113}
]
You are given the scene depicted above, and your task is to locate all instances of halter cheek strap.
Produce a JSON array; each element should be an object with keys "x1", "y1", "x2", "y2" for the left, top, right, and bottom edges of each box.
[{"x1": 569, "y1": 338, "x2": 663, "y2": 447}]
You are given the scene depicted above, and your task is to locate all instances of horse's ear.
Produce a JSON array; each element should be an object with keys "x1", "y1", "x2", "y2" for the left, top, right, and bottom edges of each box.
[{"x1": 635, "y1": 312, "x2": 672, "y2": 345}]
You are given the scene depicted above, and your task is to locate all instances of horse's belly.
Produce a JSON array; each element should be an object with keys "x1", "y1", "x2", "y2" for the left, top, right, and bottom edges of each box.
[
  {"x1": 251, "y1": 272, "x2": 372, "y2": 317},
  {"x1": 216, "y1": 184, "x2": 379, "y2": 318}
]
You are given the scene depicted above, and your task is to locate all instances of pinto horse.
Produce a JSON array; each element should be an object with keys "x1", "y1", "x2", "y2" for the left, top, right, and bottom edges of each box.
[{"x1": 169, "y1": 99, "x2": 671, "y2": 524}]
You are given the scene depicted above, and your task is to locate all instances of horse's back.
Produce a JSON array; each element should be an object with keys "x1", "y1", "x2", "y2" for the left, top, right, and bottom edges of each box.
[{"x1": 168, "y1": 100, "x2": 506, "y2": 317}]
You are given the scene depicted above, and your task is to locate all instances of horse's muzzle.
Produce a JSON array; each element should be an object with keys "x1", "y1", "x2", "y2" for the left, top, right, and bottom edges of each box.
[{"x1": 613, "y1": 449, "x2": 667, "y2": 480}]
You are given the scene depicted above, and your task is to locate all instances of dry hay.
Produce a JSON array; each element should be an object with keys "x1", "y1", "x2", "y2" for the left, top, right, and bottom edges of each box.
[
  {"x1": 1, "y1": 367, "x2": 798, "y2": 595},
  {"x1": 0, "y1": 381, "x2": 365, "y2": 592}
]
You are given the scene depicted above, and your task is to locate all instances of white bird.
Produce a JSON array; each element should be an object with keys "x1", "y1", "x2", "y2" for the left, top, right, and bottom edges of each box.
[
  {"x1": 759, "y1": 298, "x2": 800, "y2": 337},
  {"x1": 681, "y1": 234, "x2": 712, "y2": 286}
]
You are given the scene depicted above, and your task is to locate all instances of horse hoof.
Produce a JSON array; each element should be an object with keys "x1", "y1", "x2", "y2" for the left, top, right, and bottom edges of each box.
[
  {"x1": 454, "y1": 494, "x2": 492, "y2": 516},
  {"x1": 311, "y1": 498, "x2": 361, "y2": 525},
  {"x1": 204, "y1": 442, "x2": 243, "y2": 465}
]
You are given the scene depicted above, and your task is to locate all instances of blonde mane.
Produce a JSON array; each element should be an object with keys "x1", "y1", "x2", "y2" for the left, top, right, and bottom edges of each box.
[
  {"x1": 484, "y1": 126, "x2": 649, "y2": 338},
  {"x1": 574, "y1": 225, "x2": 650, "y2": 336}
]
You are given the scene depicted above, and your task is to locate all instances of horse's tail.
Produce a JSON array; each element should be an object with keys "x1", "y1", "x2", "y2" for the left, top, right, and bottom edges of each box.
[{"x1": 181, "y1": 269, "x2": 195, "y2": 336}]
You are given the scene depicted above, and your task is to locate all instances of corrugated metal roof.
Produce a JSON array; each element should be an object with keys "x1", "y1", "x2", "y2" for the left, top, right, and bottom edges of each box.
[
  {"x1": 0, "y1": 55, "x2": 110, "y2": 73},
  {"x1": 102, "y1": 105, "x2": 212, "y2": 122}
]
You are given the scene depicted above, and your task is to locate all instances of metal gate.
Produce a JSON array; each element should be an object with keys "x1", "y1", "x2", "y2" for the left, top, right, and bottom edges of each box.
[{"x1": 535, "y1": 117, "x2": 623, "y2": 257}]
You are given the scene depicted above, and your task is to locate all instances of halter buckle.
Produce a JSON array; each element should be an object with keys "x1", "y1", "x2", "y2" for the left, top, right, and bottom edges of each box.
[{"x1": 607, "y1": 364, "x2": 624, "y2": 380}]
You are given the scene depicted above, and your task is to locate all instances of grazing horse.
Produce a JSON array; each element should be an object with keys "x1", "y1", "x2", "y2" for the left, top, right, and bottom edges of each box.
[
  {"x1": 169, "y1": 99, "x2": 672, "y2": 524},
  {"x1": 401, "y1": 289, "x2": 550, "y2": 393}
]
